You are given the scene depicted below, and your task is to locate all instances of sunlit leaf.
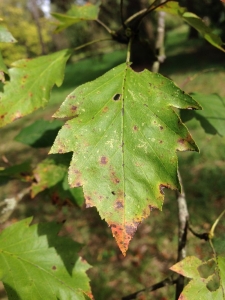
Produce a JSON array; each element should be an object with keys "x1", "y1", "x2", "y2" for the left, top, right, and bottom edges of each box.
[
  {"x1": 181, "y1": 93, "x2": 225, "y2": 136},
  {"x1": 0, "y1": 25, "x2": 16, "y2": 43},
  {"x1": 31, "y1": 154, "x2": 72, "y2": 197},
  {"x1": 171, "y1": 256, "x2": 224, "y2": 299},
  {"x1": 156, "y1": 1, "x2": 186, "y2": 15},
  {"x1": 0, "y1": 49, "x2": 71, "y2": 127},
  {"x1": 181, "y1": 12, "x2": 225, "y2": 52},
  {"x1": 50, "y1": 63, "x2": 201, "y2": 255},
  {"x1": 15, "y1": 119, "x2": 64, "y2": 148},
  {"x1": 52, "y1": 4, "x2": 99, "y2": 33},
  {"x1": 0, "y1": 218, "x2": 92, "y2": 300}
]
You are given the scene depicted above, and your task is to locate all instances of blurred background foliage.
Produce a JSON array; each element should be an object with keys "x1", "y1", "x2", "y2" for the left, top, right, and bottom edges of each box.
[{"x1": 0, "y1": 0, "x2": 224, "y2": 65}]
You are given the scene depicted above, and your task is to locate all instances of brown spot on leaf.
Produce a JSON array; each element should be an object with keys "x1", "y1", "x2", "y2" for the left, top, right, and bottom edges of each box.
[
  {"x1": 115, "y1": 201, "x2": 123, "y2": 209},
  {"x1": 102, "y1": 106, "x2": 108, "y2": 113},
  {"x1": 125, "y1": 224, "x2": 139, "y2": 239},
  {"x1": 52, "y1": 266, "x2": 57, "y2": 270},
  {"x1": 71, "y1": 105, "x2": 77, "y2": 111},
  {"x1": 100, "y1": 156, "x2": 108, "y2": 165},
  {"x1": 159, "y1": 126, "x2": 163, "y2": 130},
  {"x1": 178, "y1": 138, "x2": 185, "y2": 144},
  {"x1": 71, "y1": 169, "x2": 83, "y2": 188},
  {"x1": 133, "y1": 125, "x2": 138, "y2": 131},
  {"x1": 12, "y1": 112, "x2": 22, "y2": 121},
  {"x1": 159, "y1": 140, "x2": 163, "y2": 144},
  {"x1": 159, "y1": 183, "x2": 171, "y2": 195}
]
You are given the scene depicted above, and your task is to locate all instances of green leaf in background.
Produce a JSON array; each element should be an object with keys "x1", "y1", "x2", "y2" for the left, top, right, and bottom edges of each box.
[
  {"x1": 31, "y1": 153, "x2": 72, "y2": 197},
  {"x1": 52, "y1": 3, "x2": 99, "y2": 33},
  {"x1": 0, "y1": 161, "x2": 32, "y2": 185},
  {"x1": 49, "y1": 175, "x2": 85, "y2": 208},
  {"x1": 0, "y1": 217, "x2": 92, "y2": 300},
  {"x1": 0, "y1": 51, "x2": 8, "y2": 83},
  {"x1": 181, "y1": 12, "x2": 225, "y2": 52},
  {"x1": 15, "y1": 119, "x2": 64, "y2": 148},
  {"x1": 181, "y1": 93, "x2": 225, "y2": 136},
  {"x1": 171, "y1": 256, "x2": 224, "y2": 299},
  {"x1": 50, "y1": 63, "x2": 201, "y2": 255},
  {"x1": 156, "y1": 1, "x2": 186, "y2": 15},
  {"x1": 0, "y1": 49, "x2": 71, "y2": 128},
  {"x1": 0, "y1": 24, "x2": 16, "y2": 43}
]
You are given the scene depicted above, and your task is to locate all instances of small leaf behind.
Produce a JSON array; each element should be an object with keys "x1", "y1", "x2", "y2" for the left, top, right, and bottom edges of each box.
[
  {"x1": 0, "y1": 25, "x2": 16, "y2": 43},
  {"x1": 52, "y1": 4, "x2": 99, "y2": 32},
  {"x1": 0, "y1": 49, "x2": 71, "y2": 127},
  {"x1": 181, "y1": 12, "x2": 225, "y2": 52},
  {"x1": 181, "y1": 93, "x2": 225, "y2": 136},
  {"x1": 171, "y1": 256, "x2": 224, "y2": 299},
  {"x1": 15, "y1": 119, "x2": 64, "y2": 147}
]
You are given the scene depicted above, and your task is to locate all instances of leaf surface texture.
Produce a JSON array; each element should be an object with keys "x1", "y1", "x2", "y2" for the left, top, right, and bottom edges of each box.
[
  {"x1": 0, "y1": 218, "x2": 92, "y2": 300},
  {"x1": 50, "y1": 63, "x2": 201, "y2": 254}
]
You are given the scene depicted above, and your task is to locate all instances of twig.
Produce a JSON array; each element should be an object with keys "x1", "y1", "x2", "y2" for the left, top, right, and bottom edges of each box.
[
  {"x1": 120, "y1": 0, "x2": 126, "y2": 29},
  {"x1": 121, "y1": 275, "x2": 177, "y2": 300},
  {"x1": 95, "y1": 19, "x2": 112, "y2": 34},
  {"x1": 188, "y1": 226, "x2": 209, "y2": 241},
  {"x1": 0, "y1": 187, "x2": 30, "y2": 224},
  {"x1": 152, "y1": 0, "x2": 166, "y2": 73},
  {"x1": 126, "y1": 37, "x2": 132, "y2": 63},
  {"x1": 175, "y1": 171, "x2": 189, "y2": 299},
  {"x1": 124, "y1": 0, "x2": 172, "y2": 27},
  {"x1": 73, "y1": 38, "x2": 113, "y2": 52}
]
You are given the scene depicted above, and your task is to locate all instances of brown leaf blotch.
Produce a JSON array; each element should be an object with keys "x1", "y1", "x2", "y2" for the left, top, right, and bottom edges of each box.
[
  {"x1": 178, "y1": 138, "x2": 185, "y2": 144},
  {"x1": 100, "y1": 156, "x2": 108, "y2": 165},
  {"x1": 71, "y1": 105, "x2": 77, "y2": 111},
  {"x1": 133, "y1": 125, "x2": 138, "y2": 131},
  {"x1": 125, "y1": 225, "x2": 137, "y2": 238},
  {"x1": 52, "y1": 266, "x2": 57, "y2": 270},
  {"x1": 102, "y1": 106, "x2": 108, "y2": 113},
  {"x1": 115, "y1": 201, "x2": 123, "y2": 209},
  {"x1": 159, "y1": 126, "x2": 163, "y2": 130}
]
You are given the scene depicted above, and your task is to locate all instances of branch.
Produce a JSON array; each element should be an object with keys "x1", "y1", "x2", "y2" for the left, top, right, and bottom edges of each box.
[
  {"x1": 0, "y1": 187, "x2": 30, "y2": 224},
  {"x1": 188, "y1": 226, "x2": 209, "y2": 241},
  {"x1": 175, "y1": 171, "x2": 189, "y2": 299},
  {"x1": 124, "y1": 0, "x2": 171, "y2": 28},
  {"x1": 111, "y1": 0, "x2": 173, "y2": 44},
  {"x1": 120, "y1": 0, "x2": 126, "y2": 29},
  {"x1": 73, "y1": 38, "x2": 113, "y2": 52},
  {"x1": 95, "y1": 19, "x2": 112, "y2": 34},
  {"x1": 152, "y1": 0, "x2": 166, "y2": 73},
  {"x1": 121, "y1": 275, "x2": 177, "y2": 300}
]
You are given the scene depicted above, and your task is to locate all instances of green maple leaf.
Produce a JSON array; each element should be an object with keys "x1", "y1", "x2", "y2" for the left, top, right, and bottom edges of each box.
[
  {"x1": 31, "y1": 154, "x2": 71, "y2": 197},
  {"x1": 171, "y1": 256, "x2": 225, "y2": 299},
  {"x1": 50, "y1": 63, "x2": 201, "y2": 255},
  {"x1": 52, "y1": 4, "x2": 99, "y2": 32},
  {"x1": 181, "y1": 93, "x2": 225, "y2": 137},
  {"x1": 0, "y1": 218, "x2": 92, "y2": 300},
  {"x1": 0, "y1": 25, "x2": 16, "y2": 43},
  {"x1": 0, "y1": 49, "x2": 71, "y2": 127}
]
